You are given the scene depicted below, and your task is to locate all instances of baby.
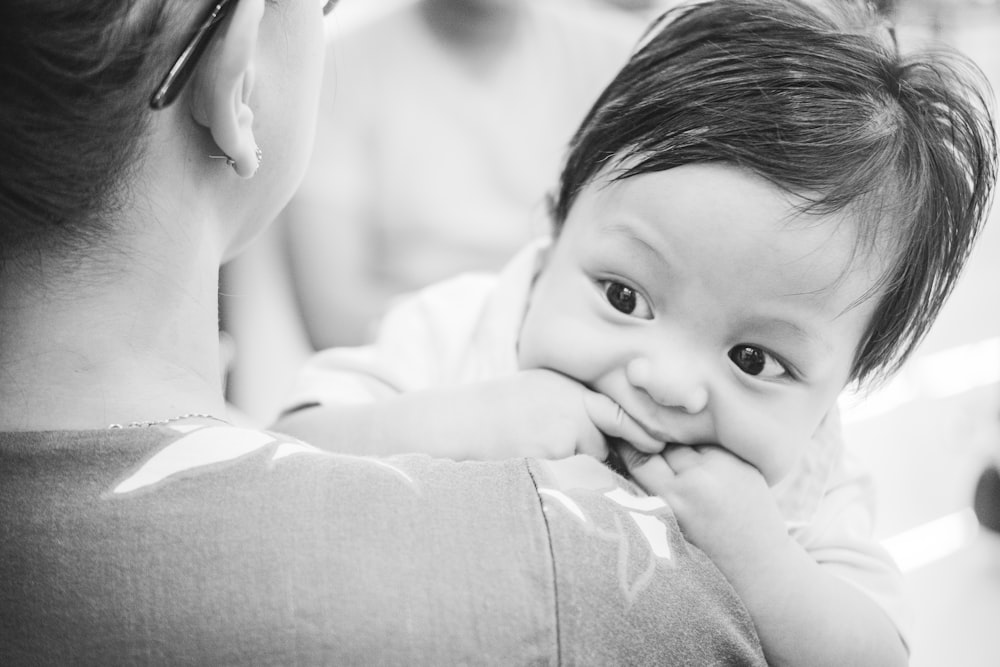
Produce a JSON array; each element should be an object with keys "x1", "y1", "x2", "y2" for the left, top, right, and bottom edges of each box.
[{"x1": 276, "y1": 0, "x2": 997, "y2": 664}]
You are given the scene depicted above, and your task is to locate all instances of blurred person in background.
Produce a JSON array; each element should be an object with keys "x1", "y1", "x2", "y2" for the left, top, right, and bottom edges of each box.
[{"x1": 285, "y1": 0, "x2": 644, "y2": 349}]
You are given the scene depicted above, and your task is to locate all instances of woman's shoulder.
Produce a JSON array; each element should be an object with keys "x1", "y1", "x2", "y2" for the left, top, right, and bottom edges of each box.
[{"x1": 1, "y1": 427, "x2": 765, "y2": 664}]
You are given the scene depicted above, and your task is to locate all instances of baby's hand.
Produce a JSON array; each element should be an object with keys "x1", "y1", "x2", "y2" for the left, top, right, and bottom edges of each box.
[
  {"x1": 481, "y1": 369, "x2": 664, "y2": 461},
  {"x1": 619, "y1": 443, "x2": 789, "y2": 575}
]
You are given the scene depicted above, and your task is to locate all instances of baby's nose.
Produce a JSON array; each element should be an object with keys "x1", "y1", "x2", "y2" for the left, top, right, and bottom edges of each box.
[{"x1": 626, "y1": 357, "x2": 708, "y2": 414}]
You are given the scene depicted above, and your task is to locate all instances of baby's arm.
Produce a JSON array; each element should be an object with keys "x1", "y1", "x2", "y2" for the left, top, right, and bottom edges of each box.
[
  {"x1": 275, "y1": 369, "x2": 663, "y2": 462},
  {"x1": 621, "y1": 443, "x2": 907, "y2": 667}
]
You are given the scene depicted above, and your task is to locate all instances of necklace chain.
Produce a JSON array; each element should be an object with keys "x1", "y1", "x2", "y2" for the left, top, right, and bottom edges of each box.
[{"x1": 107, "y1": 413, "x2": 229, "y2": 430}]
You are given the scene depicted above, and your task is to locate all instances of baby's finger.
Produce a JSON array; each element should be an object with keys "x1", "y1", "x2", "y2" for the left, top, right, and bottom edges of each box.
[
  {"x1": 661, "y1": 443, "x2": 703, "y2": 473},
  {"x1": 585, "y1": 392, "x2": 663, "y2": 454},
  {"x1": 619, "y1": 443, "x2": 676, "y2": 497}
]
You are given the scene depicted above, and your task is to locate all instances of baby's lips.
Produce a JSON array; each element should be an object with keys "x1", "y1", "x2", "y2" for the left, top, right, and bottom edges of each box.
[
  {"x1": 629, "y1": 403, "x2": 713, "y2": 450},
  {"x1": 634, "y1": 418, "x2": 679, "y2": 445}
]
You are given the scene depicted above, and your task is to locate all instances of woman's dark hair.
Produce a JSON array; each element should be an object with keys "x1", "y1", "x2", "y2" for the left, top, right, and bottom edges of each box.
[
  {"x1": 0, "y1": 0, "x2": 175, "y2": 264},
  {"x1": 550, "y1": 0, "x2": 996, "y2": 385}
]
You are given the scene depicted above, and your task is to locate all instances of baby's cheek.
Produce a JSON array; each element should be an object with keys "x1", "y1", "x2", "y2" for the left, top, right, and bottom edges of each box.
[
  {"x1": 519, "y1": 332, "x2": 575, "y2": 377},
  {"x1": 519, "y1": 320, "x2": 607, "y2": 384},
  {"x1": 713, "y1": 400, "x2": 812, "y2": 487}
]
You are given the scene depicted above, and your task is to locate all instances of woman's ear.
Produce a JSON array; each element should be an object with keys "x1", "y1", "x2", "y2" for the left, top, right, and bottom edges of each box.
[{"x1": 189, "y1": 0, "x2": 266, "y2": 178}]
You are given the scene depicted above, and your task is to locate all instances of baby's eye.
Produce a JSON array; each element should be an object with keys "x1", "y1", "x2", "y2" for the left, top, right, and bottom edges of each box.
[
  {"x1": 602, "y1": 281, "x2": 652, "y2": 319},
  {"x1": 728, "y1": 345, "x2": 788, "y2": 379}
]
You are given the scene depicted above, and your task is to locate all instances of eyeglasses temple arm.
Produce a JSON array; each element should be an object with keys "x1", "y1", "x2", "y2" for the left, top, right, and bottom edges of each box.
[{"x1": 149, "y1": 0, "x2": 237, "y2": 110}]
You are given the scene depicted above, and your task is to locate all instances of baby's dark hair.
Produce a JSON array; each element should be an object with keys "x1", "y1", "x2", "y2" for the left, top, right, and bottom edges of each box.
[{"x1": 550, "y1": 0, "x2": 996, "y2": 385}]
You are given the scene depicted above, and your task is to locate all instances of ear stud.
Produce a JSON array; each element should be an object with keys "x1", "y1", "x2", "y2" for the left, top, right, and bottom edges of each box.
[{"x1": 208, "y1": 153, "x2": 236, "y2": 169}]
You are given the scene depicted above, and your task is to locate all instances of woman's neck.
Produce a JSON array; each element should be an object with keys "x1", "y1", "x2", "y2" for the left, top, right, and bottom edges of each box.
[{"x1": 0, "y1": 233, "x2": 228, "y2": 432}]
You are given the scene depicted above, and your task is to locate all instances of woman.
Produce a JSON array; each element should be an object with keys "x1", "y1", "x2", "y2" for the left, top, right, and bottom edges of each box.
[{"x1": 0, "y1": 0, "x2": 764, "y2": 663}]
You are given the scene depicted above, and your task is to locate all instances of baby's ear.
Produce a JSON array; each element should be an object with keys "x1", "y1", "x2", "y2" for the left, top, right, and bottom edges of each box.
[{"x1": 188, "y1": 0, "x2": 266, "y2": 178}]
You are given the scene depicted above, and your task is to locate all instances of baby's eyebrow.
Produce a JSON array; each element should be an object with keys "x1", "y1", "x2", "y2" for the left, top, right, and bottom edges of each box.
[{"x1": 598, "y1": 222, "x2": 670, "y2": 268}]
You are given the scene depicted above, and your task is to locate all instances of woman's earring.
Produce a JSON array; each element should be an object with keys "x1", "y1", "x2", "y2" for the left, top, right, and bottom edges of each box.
[
  {"x1": 209, "y1": 153, "x2": 237, "y2": 170},
  {"x1": 208, "y1": 144, "x2": 261, "y2": 178}
]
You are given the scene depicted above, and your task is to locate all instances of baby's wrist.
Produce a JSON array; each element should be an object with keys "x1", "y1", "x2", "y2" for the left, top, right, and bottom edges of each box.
[
  {"x1": 728, "y1": 536, "x2": 812, "y2": 606},
  {"x1": 711, "y1": 527, "x2": 799, "y2": 588}
]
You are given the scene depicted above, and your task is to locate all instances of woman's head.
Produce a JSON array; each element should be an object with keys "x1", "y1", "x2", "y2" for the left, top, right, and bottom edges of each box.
[
  {"x1": 0, "y1": 0, "x2": 166, "y2": 263},
  {"x1": 550, "y1": 0, "x2": 996, "y2": 385},
  {"x1": 0, "y1": 0, "x2": 331, "y2": 268}
]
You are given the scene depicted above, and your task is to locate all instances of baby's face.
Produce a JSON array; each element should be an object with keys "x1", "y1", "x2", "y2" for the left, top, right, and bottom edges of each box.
[{"x1": 518, "y1": 163, "x2": 886, "y2": 485}]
